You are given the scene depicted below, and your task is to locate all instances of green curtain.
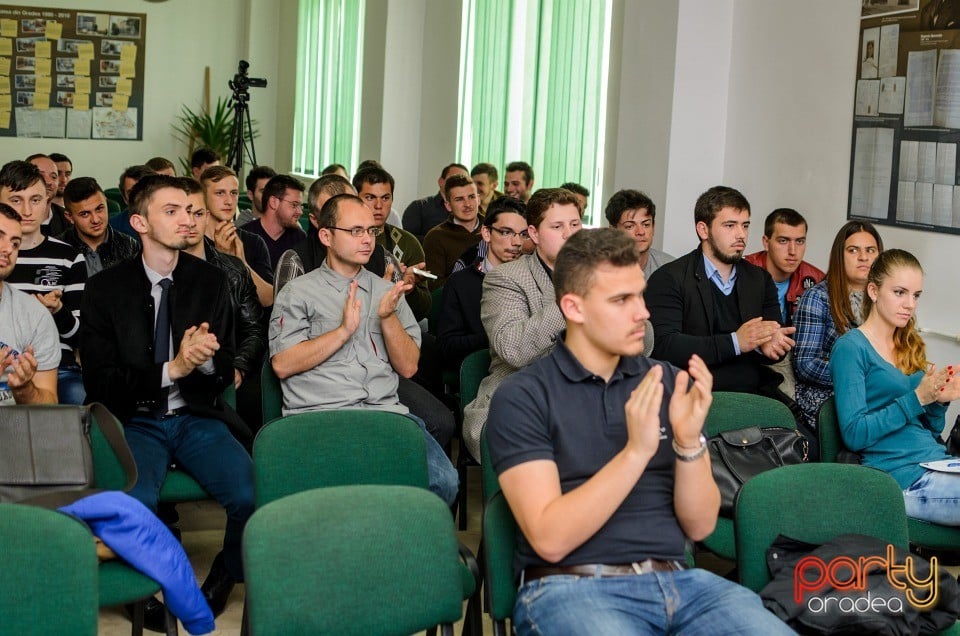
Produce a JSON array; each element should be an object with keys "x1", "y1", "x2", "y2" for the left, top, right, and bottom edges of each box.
[
  {"x1": 292, "y1": 0, "x2": 365, "y2": 176},
  {"x1": 457, "y1": 0, "x2": 612, "y2": 223}
]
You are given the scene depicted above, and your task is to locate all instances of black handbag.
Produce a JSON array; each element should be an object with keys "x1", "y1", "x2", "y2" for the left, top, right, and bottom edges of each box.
[
  {"x1": 0, "y1": 403, "x2": 136, "y2": 506},
  {"x1": 709, "y1": 426, "x2": 809, "y2": 516}
]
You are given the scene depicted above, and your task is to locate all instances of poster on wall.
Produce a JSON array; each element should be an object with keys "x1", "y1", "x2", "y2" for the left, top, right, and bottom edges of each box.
[{"x1": 0, "y1": 4, "x2": 145, "y2": 140}]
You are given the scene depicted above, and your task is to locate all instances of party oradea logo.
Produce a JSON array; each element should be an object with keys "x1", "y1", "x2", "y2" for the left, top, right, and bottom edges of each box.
[{"x1": 793, "y1": 545, "x2": 939, "y2": 614}]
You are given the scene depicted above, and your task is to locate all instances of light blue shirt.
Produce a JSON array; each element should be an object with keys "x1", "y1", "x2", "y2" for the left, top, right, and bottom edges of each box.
[
  {"x1": 702, "y1": 253, "x2": 741, "y2": 355},
  {"x1": 774, "y1": 279, "x2": 790, "y2": 323}
]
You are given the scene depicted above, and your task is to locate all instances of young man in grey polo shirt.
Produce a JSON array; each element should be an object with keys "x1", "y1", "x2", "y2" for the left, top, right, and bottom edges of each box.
[
  {"x1": 269, "y1": 194, "x2": 457, "y2": 505},
  {"x1": 487, "y1": 228, "x2": 792, "y2": 635}
]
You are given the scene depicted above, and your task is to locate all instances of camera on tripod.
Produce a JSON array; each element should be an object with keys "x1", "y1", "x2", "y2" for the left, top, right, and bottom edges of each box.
[
  {"x1": 230, "y1": 60, "x2": 267, "y2": 93},
  {"x1": 226, "y1": 60, "x2": 265, "y2": 174}
]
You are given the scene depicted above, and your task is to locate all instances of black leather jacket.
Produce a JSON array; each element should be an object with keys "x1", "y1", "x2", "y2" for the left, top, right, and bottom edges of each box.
[
  {"x1": 58, "y1": 225, "x2": 140, "y2": 274},
  {"x1": 203, "y1": 238, "x2": 266, "y2": 376}
]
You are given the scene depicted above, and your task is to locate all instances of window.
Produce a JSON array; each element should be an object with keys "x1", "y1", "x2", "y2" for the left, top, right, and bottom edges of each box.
[
  {"x1": 292, "y1": 0, "x2": 365, "y2": 177},
  {"x1": 457, "y1": 0, "x2": 613, "y2": 223}
]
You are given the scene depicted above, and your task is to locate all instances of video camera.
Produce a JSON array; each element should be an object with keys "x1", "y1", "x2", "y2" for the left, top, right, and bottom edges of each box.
[{"x1": 230, "y1": 60, "x2": 267, "y2": 93}]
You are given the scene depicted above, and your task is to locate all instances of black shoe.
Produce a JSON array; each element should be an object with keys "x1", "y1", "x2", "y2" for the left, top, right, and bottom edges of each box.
[
  {"x1": 124, "y1": 596, "x2": 168, "y2": 634},
  {"x1": 200, "y1": 552, "x2": 235, "y2": 617}
]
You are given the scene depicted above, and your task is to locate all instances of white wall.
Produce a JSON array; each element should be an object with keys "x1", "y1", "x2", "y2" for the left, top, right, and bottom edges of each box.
[{"x1": 3, "y1": 0, "x2": 274, "y2": 187}]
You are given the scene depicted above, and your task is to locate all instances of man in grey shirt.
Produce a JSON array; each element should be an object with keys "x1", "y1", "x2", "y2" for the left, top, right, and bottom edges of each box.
[
  {"x1": 605, "y1": 189, "x2": 674, "y2": 279},
  {"x1": 269, "y1": 194, "x2": 457, "y2": 505}
]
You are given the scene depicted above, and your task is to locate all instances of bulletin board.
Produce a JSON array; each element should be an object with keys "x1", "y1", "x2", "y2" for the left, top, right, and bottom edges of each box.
[
  {"x1": 849, "y1": 0, "x2": 960, "y2": 235},
  {"x1": 0, "y1": 4, "x2": 146, "y2": 140}
]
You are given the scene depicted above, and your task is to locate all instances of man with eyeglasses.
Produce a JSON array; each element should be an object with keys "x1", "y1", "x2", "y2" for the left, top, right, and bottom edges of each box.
[
  {"x1": 605, "y1": 189, "x2": 674, "y2": 279},
  {"x1": 240, "y1": 174, "x2": 307, "y2": 271},
  {"x1": 437, "y1": 196, "x2": 527, "y2": 375},
  {"x1": 269, "y1": 194, "x2": 458, "y2": 506},
  {"x1": 423, "y1": 173, "x2": 484, "y2": 290}
]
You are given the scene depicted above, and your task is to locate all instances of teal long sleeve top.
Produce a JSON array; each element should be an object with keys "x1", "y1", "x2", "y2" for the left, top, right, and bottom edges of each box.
[{"x1": 831, "y1": 329, "x2": 949, "y2": 489}]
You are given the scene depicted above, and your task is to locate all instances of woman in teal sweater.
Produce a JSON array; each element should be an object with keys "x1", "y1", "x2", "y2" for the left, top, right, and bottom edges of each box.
[{"x1": 832, "y1": 249, "x2": 960, "y2": 524}]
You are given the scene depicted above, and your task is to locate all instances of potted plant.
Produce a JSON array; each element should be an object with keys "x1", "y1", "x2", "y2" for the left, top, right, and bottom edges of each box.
[{"x1": 172, "y1": 97, "x2": 257, "y2": 174}]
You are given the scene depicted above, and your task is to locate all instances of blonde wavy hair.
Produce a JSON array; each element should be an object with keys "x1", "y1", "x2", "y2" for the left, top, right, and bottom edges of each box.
[{"x1": 862, "y1": 249, "x2": 927, "y2": 374}]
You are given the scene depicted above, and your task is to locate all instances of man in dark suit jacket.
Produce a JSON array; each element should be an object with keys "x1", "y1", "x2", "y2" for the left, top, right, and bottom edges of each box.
[
  {"x1": 646, "y1": 186, "x2": 796, "y2": 396},
  {"x1": 81, "y1": 174, "x2": 253, "y2": 621}
]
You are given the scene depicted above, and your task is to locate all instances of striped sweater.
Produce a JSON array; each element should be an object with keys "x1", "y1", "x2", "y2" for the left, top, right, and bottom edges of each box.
[{"x1": 7, "y1": 236, "x2": 86, "y2": 365}]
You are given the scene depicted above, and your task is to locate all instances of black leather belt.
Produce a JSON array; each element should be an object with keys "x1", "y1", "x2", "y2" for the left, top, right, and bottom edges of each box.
[{"x1": 523, "y1": 559, "x2": 685, "y2": 584}]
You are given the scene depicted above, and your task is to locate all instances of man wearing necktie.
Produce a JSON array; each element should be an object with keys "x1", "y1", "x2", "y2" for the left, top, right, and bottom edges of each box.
[{"x1": 81, "y1": 174, "x2": 253, "y2": 623}]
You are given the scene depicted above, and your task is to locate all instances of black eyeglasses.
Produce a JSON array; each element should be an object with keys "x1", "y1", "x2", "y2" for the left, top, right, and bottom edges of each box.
[
  {"x1": 328, "y1": 226, "x2": 383, "y2": 238},
  {"x1": 281, "y1": 199, "x2": 304, "y2": 211},
  {"x1": 490, "y1": 226, "x2": 529, "y2": 239}
]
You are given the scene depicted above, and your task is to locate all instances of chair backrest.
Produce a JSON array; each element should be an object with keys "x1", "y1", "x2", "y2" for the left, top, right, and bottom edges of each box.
[
  {"x1": 260, "y1": 358, "x2": 284, "y2": 425},
  {"x1": 103, "y1": 187, "x2": 124, "y2": 207},
  {"x1": 482, "y1": 490, "x2": 519, "y2": 623},
  {"x1": 252, "y1": 410, "x2": 429, "y2": 507},
  {"x1": 460, "y1": 349, "x2": 491, "y2": 413},
  {"x1": 89, "y1": 404, "x2": 138, "y2": 492},
  {"x1": 0, "y1": 504, "x2": 98, "y2": 635},
  {"x1": 705, "y1": 391, "x2": 797, "y2": 435},
  {"x1": 480, "y1": 426, "x2": 500, "y2": 502},
  {"x1": 735, "y1": 463, "x2": 909, "y2": 592},
  {"x1": 106, "y1": 198, "x2": 121, "y2": 217},
  {"x1": 817, "y1": 397, "x2": 847, "y2": 463},
  {"x1": 428, "y1": 286, "x2": 444, "y2": 336},
  {"x1": 244, "y1": 485, "x2": 463, "y2": 635}
]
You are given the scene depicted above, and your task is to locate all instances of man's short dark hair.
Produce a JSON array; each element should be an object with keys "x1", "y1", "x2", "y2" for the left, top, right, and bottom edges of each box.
[
  {"x1": 763, "y1": 208, "x2": 807, "y2": 238},
  {"x1": 355, "y1": 159, "x2": 382, "y2": 174},
  {"x1": 526, "y1": 187, "x2": 583, "y2": 228},
  {"x1": 321, "y1": 163, "x2": 347, "y2": 176},
  {"x1": 308, "y1": 174, "x2": 354, "y2": 213},
  {"x1": 560, "y1": 182, "x2": 589, "y2": 197},
  {"x1": 145, "y1": 156, "x2": 175, "y2": 173},
  {"x1": 554, "y1": 228, "x2": 640, "y2": 302},
  {"x1": 317, "y1": 193, "x2": 364, "y2": 229},
  {"x1": 505, "y1": 161, "x2": 534, "y2": 184},
  {"x1": 352, "y1": 166, "x2": 395, "y2": 194},
  {"x1": 191, "y1": 147, "x2": 220, "y2": 169},
  {"x1": 63, "y1": 177, "x2": 104, "y2": 206},
  {"x1": 442, "y1": 174, "x2": 473, "y2": 201},
  {"x1": 471, "y1": 163, "x2": 498, "y2": 182},
  {"x1": 483, "y1": 196, "x2": 527, "y2": 228},
  {"x1": 441, "y1": 163, "x2": 469, "y2": 180},
  {"x1": 694, "y1": 186, "x2": 750, "y2": 227},
  {"x1": 118, "y1": 165, "x2": 155, "y2": 196},
  {"x1": 177, "y1": 177, "x2": 204, "y2": 196},
  {"x1": 605, "y1": 189, "x2": 656, "y2": 226},
  {"x1": 245, "y1": 165, "x2": 277, "y2": 192},
  {"x1": 49, "y1": 152, "x2": 71, "y2": 166},
  {"x1": 128, "y1": 174, "x2": 182, "y2": 218},
  {"x1": 0, "y1": 202, "x2": 22, "y2": 223},
  {"x1": 261, "y1": 174, "x2": 305, "y2": 212},
  {"x1": 25, "y1": 153, "x2": 50, "y2": 163},
  {"x1": 199, "y1": 165, "x2": 237, "y2": 184},
  {"x1": 0, "y1": 160, "x2": 44, "y2": 192}
]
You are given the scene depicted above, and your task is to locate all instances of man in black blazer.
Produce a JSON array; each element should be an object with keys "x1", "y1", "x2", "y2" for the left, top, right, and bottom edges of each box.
[
  {"x1": 81, "y1": 174, "x2": 253, "y2": 620},
  {"x1": 645, "y1": 186, "x2": 795, "y2": 397}
]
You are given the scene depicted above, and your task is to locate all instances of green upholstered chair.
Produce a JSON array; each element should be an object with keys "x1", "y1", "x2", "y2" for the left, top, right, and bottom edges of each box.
[
  {"x1": 253, "y1": 410, "x2": 430, "y2": 507},
  {"x1": 88, "y1": 405, "x2": 177, "y2": 636},
  {"x1": 700, "y1": 392, "x2": 799, "y2": 562},
  {"x1": 735, "y1": 462, "x2": 908, "y2": 592},
  {"x1": 104, "y1": 187, "x2": 124, "y2": 207},
  {"x1": 237, "y1": 193, "x2": 252, "y2": 211},
  {"x1": 429, "y1": 286, "x2": 445, "y2": 336},
  {"x1": 482, "y1": 490, "x2": 519, "y2": 636},
  {"x1": 0, "y1": 504, "x2": 99, "y2": 636},
  {"x1": 260, "y1": 358, "x2": 284, "y2": 426},
  {"x1": 107, "y1": 198, "x2": 122, "y2": 217},
  {"x1": 244, "y1": 485, "x2": 464, "y2": 636},
  {"x1": 455, "y1": 349, "x2": 491, "y2": 528},
  {"x1": 818, "y1": 397, "x2": 960, "y2": 556},
  {"x1": 252, "y1": 411, "x2": 480, "y2": 633}
]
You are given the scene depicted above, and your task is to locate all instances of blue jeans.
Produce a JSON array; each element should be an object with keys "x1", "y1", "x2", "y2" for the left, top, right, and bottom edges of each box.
[
  {"x1": 904, "y1": 469, "x2": 960, "y2": 525},
  {"x1": 57, "y1": 364, "x2": 85, "y2": 405},
  {"x1": 514, "y1": 568, "x2": 794, "y2": 635},
  {"x1": 405, "y1": 413, "x2": 458, "y2": 506},
  {"x1": 126, "y1": 414, "x2": 254, "y2": 581}
]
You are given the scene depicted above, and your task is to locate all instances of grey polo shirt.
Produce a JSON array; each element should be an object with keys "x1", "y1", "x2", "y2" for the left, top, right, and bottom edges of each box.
[
  {"x1": 268, "y1": 261, "x2": 421, "y2": 415},
  {"x1": 0, "y1": 282, "x2": 60, "y2": 404}
]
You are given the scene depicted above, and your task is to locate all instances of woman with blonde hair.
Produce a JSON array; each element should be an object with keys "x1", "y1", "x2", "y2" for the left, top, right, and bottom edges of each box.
[{"x1": 833, "y1": 249, "x2": 960, "y2": 523}]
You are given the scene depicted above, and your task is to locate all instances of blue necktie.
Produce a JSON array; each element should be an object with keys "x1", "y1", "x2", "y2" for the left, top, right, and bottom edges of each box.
[{"x1": 155, "y1": 279, "x2": 172, "y2": 413}]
